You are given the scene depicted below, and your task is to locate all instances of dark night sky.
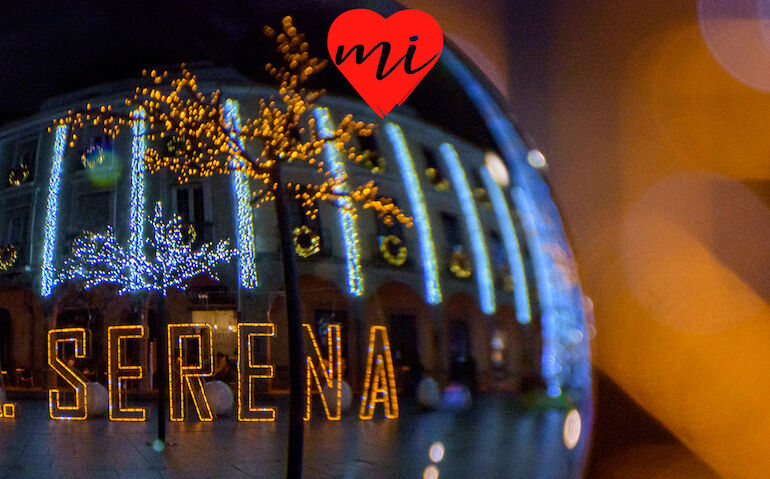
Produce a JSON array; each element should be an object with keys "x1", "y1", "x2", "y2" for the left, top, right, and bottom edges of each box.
[{"x1": 0, "y1": 0, "x2": 500, "y2": 150}]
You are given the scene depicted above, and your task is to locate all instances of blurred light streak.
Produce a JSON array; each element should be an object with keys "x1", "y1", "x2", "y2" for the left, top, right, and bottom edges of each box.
[
  {"x1": 314, "y1": 107, "x2": 363, "y2": 296},
  {"x1": 386, "y1": 123, "x2": 441, "y2": 305},
  {"x1": 481, "y1": 165, "x2": 531, "y2": 323},
  {"x1": 440, "y1": 143, "x2": 495, "y2": 314}
]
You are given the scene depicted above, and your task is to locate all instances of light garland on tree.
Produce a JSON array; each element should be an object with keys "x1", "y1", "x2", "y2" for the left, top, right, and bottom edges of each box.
[
  {"x1": 48, "y1": 17, "x2": 412, "y2": 234},
  {"x1": 50, "y1": 17, "x2": 412, "y2": 240},
  {"x1": 0, "y1": 245, "x2": 17, "y2": 271},
  {"x1": 378, "y1": 235, "x2": 407, "y2": 266},
  {"x1": 56, "y1": 202, "x2": 237, "y2": 295},
  {"x1": 293, "y1": 225, "x2": 320, "y2": 258}
]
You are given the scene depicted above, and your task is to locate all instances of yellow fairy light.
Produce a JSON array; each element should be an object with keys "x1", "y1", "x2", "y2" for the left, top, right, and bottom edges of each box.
[
  {"x1": 359, "y1": 326, "x2": 399, "y2": 420},
  {"x1": 108, "y1": 325, "x2": 146, "y2": 421},
  {"x1": 378, "y1": 235, "x2": 408, "y2": 266},
  {"x1": 0, "y1": 245, "x2": 17, "y2": 271},
  {"x1": 48, "y1": 328, "x2": 90, "y2": 420},
  {"x1": 168, "y1": 324, "x2": 214, "y2": 421},
  {"x1": 303, "y1": 324, "x2": 342, "y2": 421},
  {"x1": 1, "y1": 403, "x2": 15, "y2": 418},
  {"x1": 449, "y1": 250, "x2": 473, "y2": 279},
  {"x1": 293, "y1": 225, "x2": 320, "y2": 258},
  {"x1": 237, "y1": 323, "x2": 276, "y2": 422}
]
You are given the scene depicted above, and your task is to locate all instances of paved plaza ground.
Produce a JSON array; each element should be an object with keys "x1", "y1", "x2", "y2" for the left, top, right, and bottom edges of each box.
[{"x1": 0, "y1": 396, "x2": 587, "y2": 478}]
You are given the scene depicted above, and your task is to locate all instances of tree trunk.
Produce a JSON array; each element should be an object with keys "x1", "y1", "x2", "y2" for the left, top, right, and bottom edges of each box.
[
  {"x1": 157, "y1": 293, "x2": 167, "y2": 444},
  {"x1": 274, "y1": 165, "x2": 305, "y2": 479}
]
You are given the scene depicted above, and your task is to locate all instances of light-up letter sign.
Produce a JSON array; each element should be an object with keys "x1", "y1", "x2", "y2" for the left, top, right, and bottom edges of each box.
[
  {"x1": 108, "y1": 325, "x2": 147, "y2": 421},
  {"x1": 237, "y1": 323, "x2": 276, "y2": 421},
  {"x1": 48, "y1": 328, "x2": 90, "y2": 420},
  {"x1": 168, "y1": 324, "x2": 214, "y2": 421},
  {"x1": 359, "y1": 326, "x2": 398, "y2": 419},
  {"x1": 304, "y1": 323, "x2": 342, "y2": 421}
]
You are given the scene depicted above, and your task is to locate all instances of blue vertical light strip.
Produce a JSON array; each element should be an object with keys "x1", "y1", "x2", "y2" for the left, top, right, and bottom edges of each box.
[
  {"x1": 439, "y1": 143, "x2": 495, "y2": 315},
  {"x1": 41, "y1": 125, "x2": 68, "y2": 297},
  {"x1": 223, "y1": 99, "x2": 258, "y2": 289},
  {"x1": 385, "y1": 123, "x2": 441, "y2": 305},
  {"x1": 129, "y1": 108, "x2": 147, "y2": 289},
  {"x1": 314, "y1": 107, "x2": 363, "y2": 296},
  {"x1": 511, "y1": 186, "x2": 558, "y2": 395},
  {"x1": 480, "y1": 166, "x2": 531, "y2": 324},
  {"x1": 442, "y1": 48, "x2": 591, "y2": 399}
]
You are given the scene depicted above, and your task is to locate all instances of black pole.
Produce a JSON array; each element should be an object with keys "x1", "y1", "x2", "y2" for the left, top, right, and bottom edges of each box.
[
  {"x1": 274, "y1": 165, "x2": 305, "y2": 479},
  {"x1": 156, "y1": 293, "x2": 167, "y2": 445}
]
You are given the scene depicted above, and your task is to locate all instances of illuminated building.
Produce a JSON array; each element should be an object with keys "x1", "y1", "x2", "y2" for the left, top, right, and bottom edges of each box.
[{"x1": 0, "y1": 65, "x2": 588, "y2": 405}]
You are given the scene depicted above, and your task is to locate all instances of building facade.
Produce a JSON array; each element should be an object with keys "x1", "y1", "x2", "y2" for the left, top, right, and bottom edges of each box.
[{"x1": 0, "y1": 67, "x2": 588, "y2": 401}]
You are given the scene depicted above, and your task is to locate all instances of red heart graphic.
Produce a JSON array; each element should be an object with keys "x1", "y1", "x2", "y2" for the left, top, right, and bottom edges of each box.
[{"x1": 328, "y1": 9, "x2": 444, "y2": 118}]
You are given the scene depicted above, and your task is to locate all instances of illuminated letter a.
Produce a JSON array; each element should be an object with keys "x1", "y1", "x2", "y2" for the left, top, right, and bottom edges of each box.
[{"x1": 359, "y1": 326, "x2": 399, "y2": 419}]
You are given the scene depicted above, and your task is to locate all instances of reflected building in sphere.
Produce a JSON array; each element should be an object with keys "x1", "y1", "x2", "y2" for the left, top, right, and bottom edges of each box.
[{"x1": 0, "y1": 4, "x2": 590, "y2": 420}]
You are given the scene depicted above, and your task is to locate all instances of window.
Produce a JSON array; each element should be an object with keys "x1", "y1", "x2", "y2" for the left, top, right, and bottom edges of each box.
[
  {"x1": 191, "y1": 310, "x2": 239, "y2": 359},
  {"x1": 356, "y1": 132, "x2": 384, "y2": 172},
  {"x1": 358, "y1": 132, "x2": 379, "y2": 157},
  {"x1": 4, "y1": 207, "x2": 30, "y2": 267},
  {"x1": 488, "y1": 231, "x2": 506, "y2": 270},
  {"x1": 5, "y1": 210, "x2": 28, "y2": 245},
  {"x1": 288, "y1": 125, "x2": 302, "y2": 144},
  {"x1": 73, "y1": 191, "x2": 111, "y2": 233},
  {"x1": 440, "y1": 212, "x2": 463, "y2": 250},
  {"x1": 422, "y1": 145, "x2": 444, "y2": 180},
  {"x1": 56, "y1": 308, "x2": 104, "y2": 383},
  {"x1": 388, "y1": 314, "x2": 421, "y2": 393},
  {"x1": 76, "y1": 133, "x2": 112, "y2": 171},
  {"x1": 469, "y1": 167, "x2": 483, "y2": 189},
  {"x1": 7, "y1": 138, "x2": 37, "y2": 186},
  {"x1": 175, "y1": 184, "x2": 207, "y2": 244}
]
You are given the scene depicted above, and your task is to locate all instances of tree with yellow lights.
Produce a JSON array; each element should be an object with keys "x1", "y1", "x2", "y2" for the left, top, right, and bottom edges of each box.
[{"x1": 52, "y1": 17, "x2": 412, "y2": 478}]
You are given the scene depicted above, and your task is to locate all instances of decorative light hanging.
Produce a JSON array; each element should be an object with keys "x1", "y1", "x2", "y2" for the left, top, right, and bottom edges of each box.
[
  {"x1": 0, "y1": 245, "x2": 17, "y2": 271},
  {"x1": 81, "y1": 145, "x2": 106, "y2": 169},
  {"x1": 293, "y1": 225, "x2": 320, "y2": 258},
  {"x1": 449, "y1": 250, "x2": 472, "y2": 279},
  {"x1": 7, "y1": 164, "x2": 29, "y2": 186},
  {"x1": 378, "y1": 235, "x2": 407, "y2": 266},
  {"x1": 56, "y1": 202, "x2": 237, "y2": 295}
]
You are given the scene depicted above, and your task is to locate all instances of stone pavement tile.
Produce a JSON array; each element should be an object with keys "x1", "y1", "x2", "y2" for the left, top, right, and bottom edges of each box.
[
  {"x1": 0, "y1": 398, "x2": 589, "y2": 478},
  {"x1": 119, "y1": 470, "x2": 166, "y2": 479},
  {"x1": 157, "y1": 465, "x2": 253, "y2": 479},
  {"x1": 228, "y1": 459, "x2": 283, "y2": 478},
  {"x1": 88, "y1": 471, "x2": 121, "y2": 479}
]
